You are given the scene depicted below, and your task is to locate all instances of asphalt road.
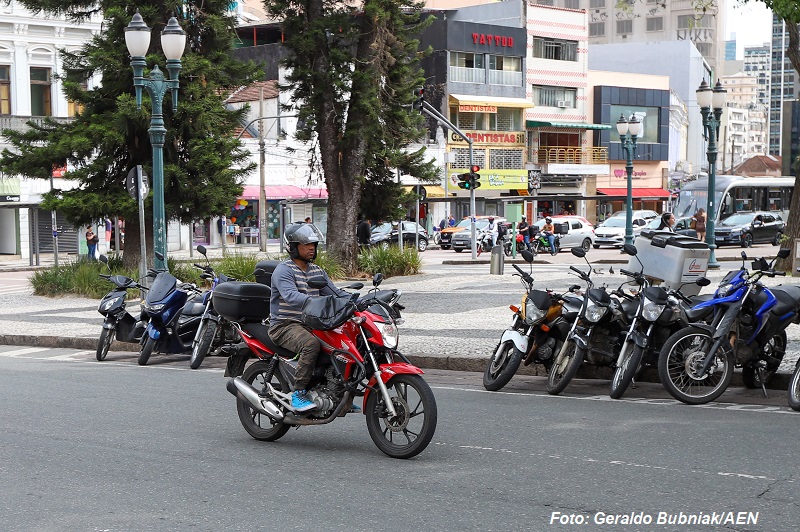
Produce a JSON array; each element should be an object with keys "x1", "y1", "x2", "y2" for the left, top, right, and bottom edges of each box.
[{"x1": 2, "y1": 348, "x2": 799, "y2": 531}]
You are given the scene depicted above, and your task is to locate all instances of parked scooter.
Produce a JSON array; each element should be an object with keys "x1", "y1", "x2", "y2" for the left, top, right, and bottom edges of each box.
[
  {"x1": 483, "y1": 250, "x2": 581, "y2": 391},
  {"x1": 658, "y1": 248, "x2": 800, "y2": 404},
  {"x1": 188, "y1": 245, "x2": 239, "y2": 369},
  {"x1": 221, "y1": 274, "x2": 437, "y2": 459},
  {"x1": 138, "y1": 252, "x2": 205, "y2": 365},
  {"x1": 607, "y1": 244, "x2": 714, "y2": 399},
  {"x1": 95, "y1": 255, "x2": 149, "y2": 361}
]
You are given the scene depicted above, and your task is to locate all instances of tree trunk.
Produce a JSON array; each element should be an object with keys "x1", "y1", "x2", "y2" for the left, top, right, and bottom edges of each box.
[
  {"x1": 119, "y1": 210, "x2": 154, "y2": 272},
  {"x1": 777, "y1": 22, "x2": 800, "y2": 272}
]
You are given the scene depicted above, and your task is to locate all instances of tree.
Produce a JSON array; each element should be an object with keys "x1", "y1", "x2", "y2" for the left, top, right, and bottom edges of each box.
[
  {"x1": 0, "y1": 1, "x2": 260, "y2": 268},
  {"x1": 265, "y1": 0, "x2": 438, "y2": 274}
]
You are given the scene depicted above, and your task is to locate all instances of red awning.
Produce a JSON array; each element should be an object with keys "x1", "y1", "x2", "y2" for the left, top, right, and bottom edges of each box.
[
  {"x1": 596, "y1": 187, "x2": 672, "y2": 199},
  {"x1": 241, "y1": 185, "x2": 328, "y2": 200}
]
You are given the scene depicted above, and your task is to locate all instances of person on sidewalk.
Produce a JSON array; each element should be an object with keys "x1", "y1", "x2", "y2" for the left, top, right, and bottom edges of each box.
[
  {"x1": 356, "y1": 214, "x2": 371, "y2": 249},
  {"x1": 693, "y1": 208, "x2": 706, "y2": 242},
  {"x1": 85, "y1": 227, "x2": 99, "y2": 261},
  {"x1": 268, "y1": 223, "x2": 352, "y2": 412},
  {"x1": 104, "y1": 217, "x2": 112, "y2": 250}
]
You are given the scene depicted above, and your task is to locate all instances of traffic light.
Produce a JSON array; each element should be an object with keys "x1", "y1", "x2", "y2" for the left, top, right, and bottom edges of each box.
[
  {"x1": 469, "y1": 165, "x2": 481, "y2": 189},
  {"x1": 457, "y1": 172, "x2": 472, "y2": 190},
  {"x1": 413, "y1": 87, "x2": 425, "y2": 113}
]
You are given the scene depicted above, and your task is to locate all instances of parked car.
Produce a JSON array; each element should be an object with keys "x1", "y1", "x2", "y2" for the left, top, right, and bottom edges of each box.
[
  {"x1": 531, "y1": 215, "x2": 595, "y2": 252},
  {"x1": 644, "y1": 215, "x2": 695, "y2": 237},
  {"x1": 451, "y1": 217, "x2": 507, "y2": 252},
  {"x1": 713, "y1": 211, "x2": 785, "y2": 247},
  {"x1": 370, "y1": 221, "x2": 428, "y2": 251},
  {"x1": 593, "y1": 210, "x2": 658, "y2": 248}
]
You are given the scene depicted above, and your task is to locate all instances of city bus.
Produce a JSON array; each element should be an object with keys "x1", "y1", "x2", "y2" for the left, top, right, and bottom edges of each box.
[{"x1": 672, "y1": 175, "x2": 795, "y2": 223}]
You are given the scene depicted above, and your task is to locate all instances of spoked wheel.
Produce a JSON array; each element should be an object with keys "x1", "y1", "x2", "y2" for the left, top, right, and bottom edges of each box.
[
  {"x1": 96, "y1": 325, "x2": 115, "y2": 361},
  {"x1": 609, "y1": 341, "x2": 644, "y2": 399},
  {"x1": 138, "y1": 335, "x2": 156, "y2": 366},
  {"x1": 788, "y1": 360, "x2": 800, "y2": 411},
  {"x1": 547, "y1": 339, "x2": 585, "y2": 395},
  {"x1": 742, "y1": 330, "x2": 786, "y2": 389},
  {"x1": 657, "y1": 328, "x2": 734, "y2": 405},
  {"x1": 365, "y1": 374, "x2": 437, "y2": 459},
  {"x1": 189, "y1": 319, "x2": 218, "y2": 369},
  {"x1": 483, "y1": 340, "x2": 523, "y2": 391},
  {"x1": 236, "y1": 360, "x2": 291, "y2": 442}
]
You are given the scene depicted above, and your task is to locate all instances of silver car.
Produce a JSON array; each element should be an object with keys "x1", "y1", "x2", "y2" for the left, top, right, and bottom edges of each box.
[{"x1": 593, "y1": 210, "x2": 658, "y2": 248}]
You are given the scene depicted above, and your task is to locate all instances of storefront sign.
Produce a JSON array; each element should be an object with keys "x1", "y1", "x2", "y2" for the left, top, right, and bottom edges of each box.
[
  {"x1": 613, "y1": 169, "x2": 648, "y2": 178},
  {"x1": 449, "y1": 130, "x2": 525, "y2": 145},
  {"x1": 472, "y1": 33, "x2": 515, "y2": 47},
  {"x1": 448, "y1": 169, "x2": 527, "y2": 190},
  {"x1": 458, "y1": 104, "x2": 497, "y2": 113}
]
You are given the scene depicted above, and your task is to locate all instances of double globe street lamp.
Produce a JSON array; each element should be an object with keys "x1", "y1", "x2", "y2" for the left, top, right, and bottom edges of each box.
[
  {"x1": 125, "y1": 11, "x2": 186, "y2": 270},
  {"x1": 696, "y1": 79, "x2": 727, "y2": 269},
  {"x1": 616, "y1": 113, "x2": 641, "y2": 247}
]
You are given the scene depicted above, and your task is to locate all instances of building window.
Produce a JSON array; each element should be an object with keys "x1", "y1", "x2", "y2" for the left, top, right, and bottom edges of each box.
[
  {"x1": 564, "y1": 0, "x2": 579, "y2": 7},
  {"x1": 488, "y1": 55, "x2": 522, "y2": 86},
  {"x1": 589, "y1": 0, "x2": 605, "y2": 7},
  {"x1": 646, "y1": 17, "x2": 663, "y2": 32},
  {"x1": 616, "y1": 20, "x2": 633, "y2": 35},
  {"x1": 488, "y1": 109, "x2": 522, "y2": 131},
  {"x1": 677, "y1": 15, "x2": 712, "y2": 28},
  {"x1": 695, "y1": 43, "x2": 712, "y2": 57},
  {"x1": 451, "y1": 147, "x2": 486, "y2": 169},
  {"x1": 589, "y1": 22, "x2": 605, "y2": 37},
  {"x1": 67, "y1": 83, "x2": 87, "y2": 118},
  {"x1": 537, "y1": 0, "x2": 554, "y2": 5},
  {"x1": 531, "y1": 85, "x2": 577, "y2": 108},
  {"x1": 0, "y1": 66, "x2": 10, "y2": 115},
  {"x1": 450, "y1": 52, "x2": 485, "y2": 84},
  {"x1": 490, "y1": 148, "x2": 524, "y2": 170},
  {"x1": 30, "y1": 67, "x2": 51, "y2": 117},
  {"x1": 531, "y1": 38, "x2": 577, "y2": 61}
]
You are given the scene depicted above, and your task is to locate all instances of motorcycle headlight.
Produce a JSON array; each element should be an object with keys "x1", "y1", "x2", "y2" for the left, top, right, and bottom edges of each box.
[
  {"x1": 585, "y1": 301, "x2": 607, "y2": 323},
  {"x1": 376, "y1": 322, "x2": 399, "y2": 349},
  {"x1": 716, "y1": 283, "x2": 735, "y2": 297},
  {"x1": 524, "y1": 299, "x2": 547, "y2": 325},
  {"x1": 145, "y1": 303, "x2": 164, "y2": 312},
  {"x1": 642, "y1": 298, "x2": 666, "y2": 322}
]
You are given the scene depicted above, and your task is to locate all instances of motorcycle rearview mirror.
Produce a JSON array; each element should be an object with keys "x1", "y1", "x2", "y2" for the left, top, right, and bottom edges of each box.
[
  {"x1": 342, "y1": 282, "x2": 364, "y2": 290},
  {"x1": 696, "y1": 277, "x2": 711, "y2": 287},
  {"x1": 307, "y1": 277, "x2": 328, "y2": 289},
  {"x1": 569, "y1": 284, "x2": 581, "y2": 292},
  {"x1": 155, "y1": 251, "x2": 165, "y2": 262},
  {"x1": 740, "y1": 250, "x2": 747, "y2": 269},
  {"x1": 778, "y1": 248, "x2": 790, "y2": 260},
  {"x1": 373, "y1": 273, "x2": 384, "y2": 287},
  {"x1": 196, "y1": 245, "x2": 207, "y2": 257},
  {"x1": 99, "y1": 255, "x2": 109, "y2": 265},
  {"x1": 571, "y1": 248, "x2": 586, "y2": 258},
  {"x1": 521, "y1": 250, "x2": 535, "y2": 263},
  {"x1": 622, "y1": 243, "x2": 637, "y2": 256}
]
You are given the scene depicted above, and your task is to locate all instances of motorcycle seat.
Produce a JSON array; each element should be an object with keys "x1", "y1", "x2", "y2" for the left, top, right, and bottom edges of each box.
[
  {"x1": 241, "y1": 321, "x2": 297, "y2": 358},
  {"x1": 182, "y1": 300, "x2": 206, "y2": 317},
  {"x1": 689, "y1": 294, "x2": 713, "y2": 305},
  {"x1": 770, "y1": 287, "x2": 800, "y2": 316}
]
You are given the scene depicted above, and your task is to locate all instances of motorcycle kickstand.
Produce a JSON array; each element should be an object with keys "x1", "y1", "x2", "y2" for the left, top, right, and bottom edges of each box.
[{"x1": 758, "y1": 367, "x2": 769, "y2": 398}]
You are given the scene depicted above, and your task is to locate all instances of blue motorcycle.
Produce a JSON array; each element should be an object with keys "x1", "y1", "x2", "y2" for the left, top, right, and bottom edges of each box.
[
  {"x1": 657, "y1": 248, "x2": 800, "y2": 404},
  {"x1": 138, "y1": 253, "x2": 204, "y2": 366}
]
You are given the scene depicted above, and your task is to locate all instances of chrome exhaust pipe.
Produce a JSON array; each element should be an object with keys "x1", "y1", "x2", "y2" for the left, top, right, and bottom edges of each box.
[{"x1": 226, "y1": 377, "x2": 284, "y2": 421}]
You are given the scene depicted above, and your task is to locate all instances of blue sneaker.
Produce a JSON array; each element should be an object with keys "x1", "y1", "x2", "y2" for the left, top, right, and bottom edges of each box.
[
  {"x1": 349, "y1": 402, "x2": 361, "y2": 413},
  {"x1": 291, "y1": 390, "x2": 316, "y2": 412}
]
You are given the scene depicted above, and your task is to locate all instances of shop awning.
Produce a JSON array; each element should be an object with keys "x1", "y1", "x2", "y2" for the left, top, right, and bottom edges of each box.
[
  {"x1": 526, "y1": 120, "x2": 612, "y2": 130},
  {"x1": 403, "y1": 185, "x2": 446, "y2": 199},
  {"x1": 449, "y1": 94, "x2": 534, "y2": 108},
  {"x1": 241, "y1": 185, "x2": 328, "y2": 200},
  {"x1": 596, "y1": 187, "x2": 672, "y2": 198}
]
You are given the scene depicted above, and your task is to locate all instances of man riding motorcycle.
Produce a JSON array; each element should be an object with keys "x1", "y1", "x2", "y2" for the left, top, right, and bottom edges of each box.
[{"x1": 268, "y1": 223, "x2": 351, "y2": 412}]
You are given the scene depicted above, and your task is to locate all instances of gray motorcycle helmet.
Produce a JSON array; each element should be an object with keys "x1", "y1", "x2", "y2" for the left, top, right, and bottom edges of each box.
[{"x1": 284, "y1": 222, "x2": 324, "y2": 261}]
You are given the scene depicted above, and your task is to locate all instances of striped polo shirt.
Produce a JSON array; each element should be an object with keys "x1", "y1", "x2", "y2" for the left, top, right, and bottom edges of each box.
[{"x1": 269, "y1": 259, "x2": 329, "y2": 329}]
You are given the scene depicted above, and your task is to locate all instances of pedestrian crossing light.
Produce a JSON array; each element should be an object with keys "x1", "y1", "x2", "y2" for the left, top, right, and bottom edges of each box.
[
  {"x1": 413, "y1": 87, "x2": 425, "y2": 113},
  {"x1": 457, "y1": 172, "x2": 473, "y2": 190},
  {"x1": 469, "y1": 165, "x2": 481, "y2": 189}
]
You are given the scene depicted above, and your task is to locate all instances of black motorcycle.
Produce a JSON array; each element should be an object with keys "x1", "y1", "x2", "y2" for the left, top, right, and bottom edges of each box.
[{"x1": 95, "y1": 255, "x2": 149, "y2": 361}]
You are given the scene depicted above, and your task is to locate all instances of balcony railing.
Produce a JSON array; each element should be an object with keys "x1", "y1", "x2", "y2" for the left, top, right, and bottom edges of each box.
[
  {"x1": 532, "y1": 146, "x2": 609, "y2": 164},
  {"x1": 0, "y1": 115, "x2": 74, "y2": 133},
  {"x1": 449, "y1": 66, "x2": 486, "y2": 84},
  {"x1": 488, "y1": 70, "x2": 523, "y2": 86}
]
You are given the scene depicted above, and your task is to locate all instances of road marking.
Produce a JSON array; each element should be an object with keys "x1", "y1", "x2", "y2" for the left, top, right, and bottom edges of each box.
[
  {"x1": 0, "y1": 347, "x2": 51, "y2": 357},
  {"x1": 48, "y1": 350, "x2": 94, "y2": 361},
  {"x1": 430, "y1": 385, "x2": 800, "y2": 415}
]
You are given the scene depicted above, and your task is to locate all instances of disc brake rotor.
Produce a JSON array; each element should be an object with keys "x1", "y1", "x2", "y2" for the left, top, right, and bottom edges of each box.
[
  {"x1": 384, "y1": 395, "x2": 410, "y2": 432},
  {"x1": 683, "y1": 351, "x2": 712, "y2": 381}
]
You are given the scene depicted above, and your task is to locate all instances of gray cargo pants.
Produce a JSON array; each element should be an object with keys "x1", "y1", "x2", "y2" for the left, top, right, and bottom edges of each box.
[{"x1": 268, "y1": 320, "x2": 320, "y2": 391}]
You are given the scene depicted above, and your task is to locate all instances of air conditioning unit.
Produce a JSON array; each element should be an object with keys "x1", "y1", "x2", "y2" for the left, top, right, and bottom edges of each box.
[{"x1": 556, "y1": 100, "x2": 569, "y2": 108}]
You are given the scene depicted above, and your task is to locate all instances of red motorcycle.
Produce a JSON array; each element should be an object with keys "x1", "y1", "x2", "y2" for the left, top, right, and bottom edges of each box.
[{"x1": 218, "y1": 274, "x2": 437, "y2": 459}]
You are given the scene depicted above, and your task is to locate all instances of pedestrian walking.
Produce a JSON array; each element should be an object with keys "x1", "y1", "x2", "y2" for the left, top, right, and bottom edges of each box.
[
  {"x1": 357, "y1": 215, "x2": 371, "y2": 249},
  {"x1": 693, "y1": 208, "x2": 706, "y2": 242}
]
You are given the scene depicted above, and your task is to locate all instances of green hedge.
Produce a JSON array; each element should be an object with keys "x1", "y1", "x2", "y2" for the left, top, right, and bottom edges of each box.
[{"x1": 358, "y1": 246, "x2": 421, "y2": 277}]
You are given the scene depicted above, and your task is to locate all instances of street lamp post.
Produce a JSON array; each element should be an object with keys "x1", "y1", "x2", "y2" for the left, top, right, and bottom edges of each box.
[
  {"x1": 616, "y1": 113, "x2": 641, "y2": 247},
  {"x1": 696, "y1": 79, "x2": 727, "y2": 269},
  {"x1": 125, "y1": 10, "x2": 186, "y2": 270}
]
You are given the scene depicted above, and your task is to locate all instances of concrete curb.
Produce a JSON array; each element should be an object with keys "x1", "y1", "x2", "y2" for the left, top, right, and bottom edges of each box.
[{"x1": 2, "y1": 333, "x2": 791, "y2": 391}]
